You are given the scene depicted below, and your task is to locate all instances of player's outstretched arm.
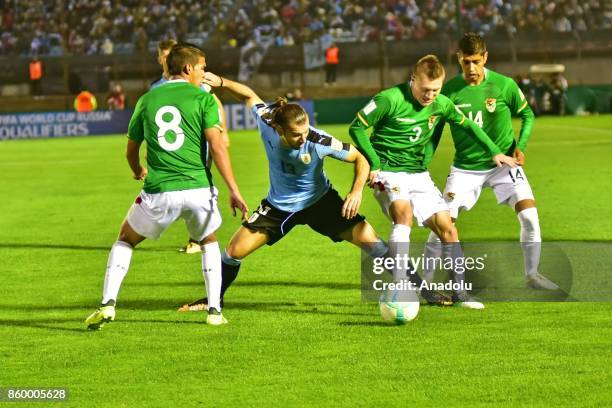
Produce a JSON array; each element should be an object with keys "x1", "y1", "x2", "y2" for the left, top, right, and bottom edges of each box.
[
  {"x1": 514, "y1": 103, "x2": 535, "y2": 165},
  {"x1": 205, "y1": 127, "x2": 249, "y2": 219},
  {"x1": 445, "y1": 101, "x2": 517, "y2": 168},
  {"x1": 339, "y1": 145, "x2": 369, "y2": 219},
  {"x1": 126, "y1": 139, "x2": 147, "y2": 180},
  {"x1": 465, "y1": 120, "x2": 517, "y2": 168},
  {"x1": 424, "y1": 120, "x2": 446, "y2": 168},
  {"x1": 203, "y1": 72, "x2": 263, "y2": 110},
  {"x1": 212, "y1": 93, "x2": 230, "y2": 148}
]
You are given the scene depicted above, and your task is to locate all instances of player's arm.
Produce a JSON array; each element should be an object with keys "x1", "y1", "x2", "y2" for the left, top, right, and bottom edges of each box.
[
  {"x1": 203, "y1": 72, "x2": 263, "y2": 110},
  {"x1": 316, "y1": 135, "x2": 368, "y2": 218},
  {"x1": 444, "y1": 100, "x2": 517, "y2": 168},
  {"x1": 125, "y1": 139, "x2": 146, "y2": 180},
  {"x1": 348, "y1": 94, "x2": 390, "y2": 184},
  {"x1": 340, "y1": 145, "x2": 369, "y2": 219},
  {"x1": 509, "y1": 81, "x2": 535, "y2": 165},
  {"x1": 424, "y1": 119, "x2": 446, "y2": 168},
  {"x1": 201, "y1": 94, "x2": 248, "y2": 219},
  {"x1": 206, "y1": 127, "x2": 248, "y2": 219},
  {"x1": 212, "y1": 93, "x2": 230, "y2": 148},
  {"x1": 126, "y1": 98, "x2": 147, "y2": 180}
]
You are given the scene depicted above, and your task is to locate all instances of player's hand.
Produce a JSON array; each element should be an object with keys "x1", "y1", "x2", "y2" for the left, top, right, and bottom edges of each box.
[
  {"x1": 513, "y1": 148, "x2": 525, "y2": 166},
  {"x1": 342, "y1": 191, "x2": 362, "y2": 219},
  {"x1": 133, "y1": 166, "x2": 147, "y2": 180},
  {"x1": 492, "y1": 154, "x2": 518, "y2": 168},
  {"x1": 367, "y1": 170, "x2": 380, "y2": 188},
  {"x1": 203, "y1": 72, "x2": 223, "y2": 88},
  {"x1": 229, "y1": 190, "x2": 249, "y2": 220}
]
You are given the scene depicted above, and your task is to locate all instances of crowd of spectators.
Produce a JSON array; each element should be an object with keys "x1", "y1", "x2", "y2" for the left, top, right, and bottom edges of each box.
[
  {"x1": 0, "y1": 0, "x2": 231, "y2": 56},
  {"x1": 1, "y1": 0, "x2": 611, "y2": 56},
  {"x1": 222, "y1": 0, "x2": 612, "y2": 47}
]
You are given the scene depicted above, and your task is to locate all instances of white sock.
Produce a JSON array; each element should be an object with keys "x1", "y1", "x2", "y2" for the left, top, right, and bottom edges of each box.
[
  {"x1": 388, "y1": 224, "x2": 411, "y2": 283},
  {"x1": 518, "y1": 207, "x2": 541, "y2": 277},
  {"x1": 101, "y1": 241, "x2": 133, "y2": 305},
  {"x1": 423, "y1": 231, "x2": 442, "y2": 282},
  {"x1": 202, "y1": 241, "x2": 222, "y2": 311}
]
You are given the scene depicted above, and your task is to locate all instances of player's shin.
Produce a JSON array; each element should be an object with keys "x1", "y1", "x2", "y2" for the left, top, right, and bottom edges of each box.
[
  {"x1": 443, "y1": 242, "x2": 468, "y2": 295},
  {"x1": 202, "y1": 242, "x2": 222, "y2": 311},
  {"x1": 388, "y1": 224, "x2": 411, "y2": 285},
  {"x1": 101, "y1": 241, "x2": 133, "y2": 305},
  {"x1": 517, "y1": 207, "x2": 541, "y2": 277},
  {"x1": 423, "y1": 231, "x2": 442, "y2": 282},
  {"x1": 220, "y1": 250, "x2": 241, "y2": 299}
]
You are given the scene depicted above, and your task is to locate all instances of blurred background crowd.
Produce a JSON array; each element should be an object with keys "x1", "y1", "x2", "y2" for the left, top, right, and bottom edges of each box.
[{"x1": 2, "y1": 0, "x2": 610, "y2": 57}]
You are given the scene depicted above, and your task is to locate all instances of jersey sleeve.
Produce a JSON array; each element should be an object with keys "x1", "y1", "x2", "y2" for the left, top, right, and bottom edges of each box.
[
  {"x1": 424, "y1": 119, "x2": 446, "y2": 167},
  {"x1": 348, "y1": 92, "x2": 391, "y2": 170},
  {"x1": 442, "y1": 97, "x2": 502, "y2": 156},
  {"x1": 251, "y1": 103, "x2": 271, "y2": 130},
  {"x1": 127, "y1": 97, "x2": 145, "y2": 142},
  {"x1": 309, "y1": 128, "x2": 351, "y2": 161},
  {"x1": 200, "y1": 93, "x2": 220, "y2": 130},
  {"x1": 506, "y1": 79, "x2": 535, "y2": 151}
]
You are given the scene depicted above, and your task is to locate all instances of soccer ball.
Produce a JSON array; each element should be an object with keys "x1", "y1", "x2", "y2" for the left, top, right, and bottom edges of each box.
[{"x1": 379, "y1": 289, "x2": 420, "y2": 325}]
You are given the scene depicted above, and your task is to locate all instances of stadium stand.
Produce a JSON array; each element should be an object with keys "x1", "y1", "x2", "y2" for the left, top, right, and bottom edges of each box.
[{"x1": 1, "y1": 0, "x2": 610, "y2": 56}]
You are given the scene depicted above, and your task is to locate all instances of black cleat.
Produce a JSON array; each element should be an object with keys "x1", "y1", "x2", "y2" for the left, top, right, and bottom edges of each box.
[{"x1": 421, "y1": 289, "x2": 453, "y2": 306}]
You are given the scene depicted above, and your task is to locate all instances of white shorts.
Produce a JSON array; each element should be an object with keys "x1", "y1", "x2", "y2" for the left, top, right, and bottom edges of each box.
[
  {"x1": 443, "y1": 165, "x2": 535, "y2": 218},
  {"x1": 126, "y1": 187, "x2": 222, "y2": 240},
  {"x1": 372, "y1": 171, "x2": 448, "y2": 226}
]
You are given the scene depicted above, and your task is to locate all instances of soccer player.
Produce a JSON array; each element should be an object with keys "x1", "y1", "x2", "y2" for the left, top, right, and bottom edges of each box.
[
  {"x1": 423, "y1": 33, "x2": 556, "y2": 290},
  {"x1": 85, "y1": 44, "x2": 248, "y2": 329},
  {"x1": 152, "y1": 39, "x2": 231, "y2": 255},
  {"x1": 349, "y1": 55, "x2": 518, "y2": 309},
  {"x1": 178, "y1": 72, "x2": 432, "y2": 312}
]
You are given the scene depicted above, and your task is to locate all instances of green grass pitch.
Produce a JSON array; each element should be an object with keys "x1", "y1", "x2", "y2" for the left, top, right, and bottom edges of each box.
[{"x1": 0, "y1": 115, "x2": 611, "y2": 406}]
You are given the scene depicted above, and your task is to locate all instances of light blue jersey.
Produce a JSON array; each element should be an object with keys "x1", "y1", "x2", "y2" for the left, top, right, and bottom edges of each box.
[
  {"x1": 150, "y1": 76, "x2": 212, "y2": 93},
  {"x1": 253, "y1": 103, "x2": 351, "y2": 212}
]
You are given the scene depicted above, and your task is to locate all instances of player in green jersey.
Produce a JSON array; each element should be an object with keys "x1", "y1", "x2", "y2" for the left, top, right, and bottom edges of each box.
[
  {"x1": 153, "y1": 39, "x2": 231, "y2": 255},
  {"x1": 423, "y1": 33, "x2": 557, "y2": 290},
  {"x1": 349, "y1": 55, "x2": 518, "y2": 309},
  {"x1": 85, "y1": 43, "x2": 248, "y2": 329}
]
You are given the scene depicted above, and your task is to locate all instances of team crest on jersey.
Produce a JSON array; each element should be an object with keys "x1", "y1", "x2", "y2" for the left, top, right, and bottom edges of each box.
[
  {"x1": 446, "y1": 192, "x2": 456, "y2": 201},
  {"x1": 300, "y1": 153, "x2": 311, "y2": 164},
  {"x1": 428, "y1": 115, "x2": 438, "y2": 129},
  {"x1": 391, "y1": 186, "x2": 400, "y2": 194},
  {"x1": 485, "y1": 98, "x2": 497, "y2": 113}
]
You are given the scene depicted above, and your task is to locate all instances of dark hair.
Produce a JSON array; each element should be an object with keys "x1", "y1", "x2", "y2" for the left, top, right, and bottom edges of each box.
[
  {"x1": 166, "y1": 43, "x2": 205, "y2": 75},
  {"x1": 157, "y1": 39, "x2": 178, "y2": 52},
  {"x1": 262, "y1": 97, "x2": 307, "y2": 130},
  {"x1": 413, "y1": 54, "x2": 445, "y2": 80},
  {"x1": 458, "y1": 33, "x2": 487, "y2": 55}
]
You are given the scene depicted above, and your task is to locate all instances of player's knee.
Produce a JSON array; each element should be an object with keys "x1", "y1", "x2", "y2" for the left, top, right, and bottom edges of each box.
[
  {"x1": 199, "y1": 233, "x2": 217, "y2": 245},
  {"x1": 434, "y1": 221, "x2": 457, "y2": 242},
  {"x1": 518, "y1": 207, "x2": 541, "y2": 241},
  {"x1": 225, "y1": 242, "x2": 245, "y2": 260}
]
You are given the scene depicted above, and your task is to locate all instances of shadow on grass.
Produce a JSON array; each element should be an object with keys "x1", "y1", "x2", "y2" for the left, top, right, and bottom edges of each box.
[
  {"x1": 0, "y1": 243, "x2": 178, "y2": 252},
  {"x1": 338, "y1": 321, "x2": 397, "y2": 327},
  {"x1": 134, "y1": 280, "x2": 360, "y2": 291},
  {"x1": 0, "y1": 317, "x2": 86, "y2": 333}
]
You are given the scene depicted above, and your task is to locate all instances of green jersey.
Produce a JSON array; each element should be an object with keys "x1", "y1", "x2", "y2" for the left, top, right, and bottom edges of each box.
[
  {"x1": 434, "y1": 69, "x2": 535, "y2": 170},
  {"x1": 349, "y1": 82, "x2": 501, "y2": 173},
  {"x1": 128, "y1": 79, "x2": 220, "y2": 193}
]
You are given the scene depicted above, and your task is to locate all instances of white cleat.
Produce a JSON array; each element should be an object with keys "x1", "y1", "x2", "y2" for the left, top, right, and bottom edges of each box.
[
  {"x1": 206, "y1": 308, "x2": 228, "y2": 326},
  {"x1": 526, "y1": 273, "x2": 560, "y2": 290},
  {"x1": 85, "y1": 305, "x2": 116, "y2": 330},
  {"x1": 452, "y1": 292, "x2": 485, "y2": 310}
]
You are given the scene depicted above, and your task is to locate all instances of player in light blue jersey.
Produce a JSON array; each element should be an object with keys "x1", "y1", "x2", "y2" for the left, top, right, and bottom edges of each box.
[
  {"x1": 153, "y1": 40, "x2": 231, "y2": 254},
  {"x1": 179, "y1": 72, "x2": 397, "y2": 312}
]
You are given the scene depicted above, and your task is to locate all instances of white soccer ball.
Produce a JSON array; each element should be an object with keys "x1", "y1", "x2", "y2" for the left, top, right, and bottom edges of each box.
[{"x1": 379, "y1": 289, "x2": 420, "y2": 324}]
